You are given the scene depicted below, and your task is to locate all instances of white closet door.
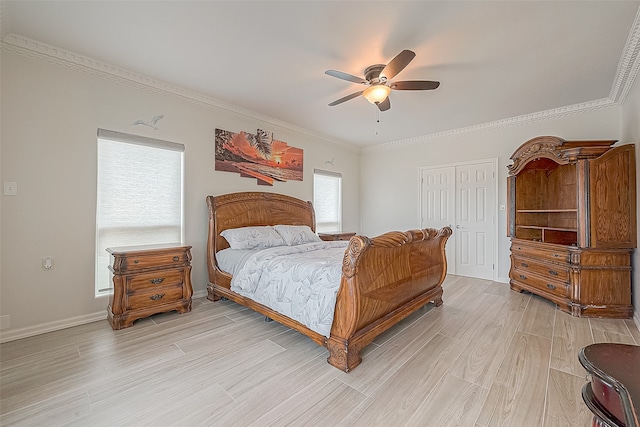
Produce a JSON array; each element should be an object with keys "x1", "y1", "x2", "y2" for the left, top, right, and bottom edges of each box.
[
  {"x1": 455, "y1": 162, "x2": 495, "y2": 280},
  {"x1": 420, "y1": 166, "x2": 456, "y2": 274},
  {"x1": 421, "y1": 160, "x2": 496, "y2": 280}
]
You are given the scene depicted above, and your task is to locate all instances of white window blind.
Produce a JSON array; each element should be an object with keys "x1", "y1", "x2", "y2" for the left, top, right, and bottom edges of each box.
[
  {"x1": 95, "y1": 129, "x2": 184, "y2": 295},
  {"x1": 313, "y1": 169, "x2": 342, "y2": 233}
]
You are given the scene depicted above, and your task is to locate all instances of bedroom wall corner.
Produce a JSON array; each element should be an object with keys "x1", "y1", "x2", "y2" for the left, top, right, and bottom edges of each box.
[{"x1": 620, "y1": 71, "x2": 640, "y2": 332}]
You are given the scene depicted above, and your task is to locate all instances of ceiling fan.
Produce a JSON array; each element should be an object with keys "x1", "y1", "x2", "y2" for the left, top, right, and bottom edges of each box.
[{"x1": 325, "y1": 49, "x2": 440, "y2": 112}]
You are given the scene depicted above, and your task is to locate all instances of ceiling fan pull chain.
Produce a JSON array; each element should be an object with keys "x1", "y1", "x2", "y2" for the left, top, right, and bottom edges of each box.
[{"x1": 375, "y1": 109, "x2": 381, "y2": 135}]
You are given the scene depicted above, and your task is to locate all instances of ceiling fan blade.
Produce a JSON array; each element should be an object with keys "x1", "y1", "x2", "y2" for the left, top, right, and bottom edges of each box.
[
  {"x1": 325, "y1": 70, "x2": 368, "y2": 84},
  {"x1": 377, "y1": 97, "x2": 391, "y2": 111},
  {"x1": 390, "y1": 80, "x2": 440, "y2": 90},
  {"x1": 328, "y1": 90, "x2": 364, "y2": 106},
  {"x1": 380, "y1": 50, "x2": 416, "y2": 80}
]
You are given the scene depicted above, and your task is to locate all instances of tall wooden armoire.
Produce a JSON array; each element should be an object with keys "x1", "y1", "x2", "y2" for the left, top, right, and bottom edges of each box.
[{"x1": 507, "y1": 136, "x2": 636, "y2": 318}]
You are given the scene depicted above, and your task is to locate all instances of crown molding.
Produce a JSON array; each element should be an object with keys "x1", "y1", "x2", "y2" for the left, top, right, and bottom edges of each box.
[
  {"x1": 610, "y1": 5, "x2": 640, "y2": 105},
  {"x1": 363, "y1": 98, "x2": 615, "y2": 153},
  {"x1": 1, "y1": 33, "x2": 360, "y2": 153}
]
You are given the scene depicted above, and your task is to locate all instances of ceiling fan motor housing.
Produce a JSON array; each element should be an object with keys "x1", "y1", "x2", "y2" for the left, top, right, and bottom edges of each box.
[{"x1": 364, "y1": 64, "x2": 387, "y2": 84}]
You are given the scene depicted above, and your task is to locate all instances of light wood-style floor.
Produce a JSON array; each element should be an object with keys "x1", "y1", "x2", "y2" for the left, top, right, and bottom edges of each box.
[{"x1": 2, "y1": 275, "x2": 639, "y2": 426}]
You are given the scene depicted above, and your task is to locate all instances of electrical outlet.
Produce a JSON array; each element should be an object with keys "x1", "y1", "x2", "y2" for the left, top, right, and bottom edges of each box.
[{"x1": 42, "y1": 257, "x2": 54, "y2": 270}]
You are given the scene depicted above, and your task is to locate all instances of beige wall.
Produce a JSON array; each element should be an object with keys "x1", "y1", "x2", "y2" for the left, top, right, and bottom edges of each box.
[
  {"x1": 620, "y1": 74, "x2": 640, "y2": 328},
  {"x1": 0, "y1": 50, "x2": 361, "y2": 339},
  {"x1": 1, "y1": 42, "x2": 638, "y2": 339}
]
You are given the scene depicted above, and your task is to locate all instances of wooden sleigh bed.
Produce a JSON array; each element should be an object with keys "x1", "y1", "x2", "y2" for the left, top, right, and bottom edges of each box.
[{"x1": 206, "y1": 191, "x2": 452, "y2": 372}]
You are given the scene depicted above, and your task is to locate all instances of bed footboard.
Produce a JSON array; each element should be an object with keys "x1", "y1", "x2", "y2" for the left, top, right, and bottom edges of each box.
[
  {"x1": 326, "y1": 227, "x2": 452, "y2": 372},
  {"x1": 206, "y1": 192, "x2": 452, "y2": 372}
]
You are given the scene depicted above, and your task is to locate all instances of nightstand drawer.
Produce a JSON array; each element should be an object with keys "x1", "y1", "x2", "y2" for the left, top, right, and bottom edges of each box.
[
  {"x1": 118, "y1": 251, "x2": 189, "y2": 272},
  {"x1": 126, "y1": 268, "x2": 185, "y2": 292},
  {"x1": 127, "y1": 285, "x2": 184, "y2": 310}
]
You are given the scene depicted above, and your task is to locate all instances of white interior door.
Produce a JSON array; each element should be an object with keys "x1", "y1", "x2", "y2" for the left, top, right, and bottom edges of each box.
[
  {"x1": 420, "y1": 160, "x2": 496, "y2": 280},
  {"x1": 455, "y1": 163, "x2": 495, "y2": 280},
  {"x1": 420, "y1": 167, "x2": 456, "y2": 273}
]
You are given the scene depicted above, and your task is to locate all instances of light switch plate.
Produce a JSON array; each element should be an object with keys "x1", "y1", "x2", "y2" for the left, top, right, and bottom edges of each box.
[{"x1": 4, "y1": 181, "x2": 17, "y2": 196}]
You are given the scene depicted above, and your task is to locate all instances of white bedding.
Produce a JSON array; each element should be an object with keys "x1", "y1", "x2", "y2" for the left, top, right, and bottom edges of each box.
[
  {"x1": 216, "y1": 248, "x2": 259, "y2": 276},
  {"x1": 229, "y1": 241, "x2": 349, "y2": 337}
]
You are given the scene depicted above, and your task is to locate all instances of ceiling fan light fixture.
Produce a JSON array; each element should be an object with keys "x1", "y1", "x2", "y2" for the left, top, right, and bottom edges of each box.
[{"x1": 363, "y1": 84, "x2": 391, "y2": 104}]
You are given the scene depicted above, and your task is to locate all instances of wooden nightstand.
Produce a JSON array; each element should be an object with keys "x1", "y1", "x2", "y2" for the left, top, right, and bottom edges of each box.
[
  {"x1": 318, "y1": 231, "x2": 356, "y2": 241},
  {"x1": 107, "y1": 243, "x2": 193, "y2": 330}
]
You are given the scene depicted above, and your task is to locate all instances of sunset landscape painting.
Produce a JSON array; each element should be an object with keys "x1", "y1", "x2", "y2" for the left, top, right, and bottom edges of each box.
[{"x1": 215, "y1": 128, "x2": 303, "y2": 185}]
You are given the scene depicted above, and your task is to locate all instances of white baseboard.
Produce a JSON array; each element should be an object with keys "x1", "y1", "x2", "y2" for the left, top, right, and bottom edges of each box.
[
  {"x1": 495, "y1": 276, "x2": 510, "y2": 284},
  {"x1": 634, "y1": 311, "x2": 640, "y2": 334},
  {"x1": 193, "y1": 289, "x2": 208, "y2": 299},
  {"x1": 0, "y1": 311, "x2": 107, "y2": 343},
  {"x1": 0, "y1": 291, "x2": 210, "y2": 344}
]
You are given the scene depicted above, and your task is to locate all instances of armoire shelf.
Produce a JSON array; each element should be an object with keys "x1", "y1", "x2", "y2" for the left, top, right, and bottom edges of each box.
[
  {"x1": 516, "y1": 209, "x2": 577, "y2": 213},
  {"x1": 516, "y1": 225, "x2": 577, "y2": 231},
  {"x1": 507, "y1": 136, "x2": 636, "y2": 319}
]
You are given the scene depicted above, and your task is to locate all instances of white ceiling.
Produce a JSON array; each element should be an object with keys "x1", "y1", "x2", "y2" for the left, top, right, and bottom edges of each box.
[{"x1": 2, "y1": 1, "x2": 639, "y2": 148}]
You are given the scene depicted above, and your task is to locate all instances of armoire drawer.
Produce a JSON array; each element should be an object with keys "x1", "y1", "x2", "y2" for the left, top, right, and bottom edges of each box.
[
  {"x1": 511, "y1": 242, "x2": 570, "y2": 265},
  {"x1": 511, "y1": 256, "x2": 569, "y2": 283},
  {"x1": 510, "y1": 269, "x2": 569, "y2": 299}
]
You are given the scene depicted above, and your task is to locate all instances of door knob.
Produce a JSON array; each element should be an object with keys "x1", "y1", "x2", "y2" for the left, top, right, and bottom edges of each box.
[{"x1": 456, "y1": 225, "x2": 462, "y2": 229}]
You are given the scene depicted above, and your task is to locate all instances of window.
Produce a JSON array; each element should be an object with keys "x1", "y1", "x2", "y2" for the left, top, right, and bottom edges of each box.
[
  {"x1": 313, "y1": 169, "x2": 342, "y2": 233},
  {"x1": 95, "y1": 129, "x2": 184, "y2": 295}
]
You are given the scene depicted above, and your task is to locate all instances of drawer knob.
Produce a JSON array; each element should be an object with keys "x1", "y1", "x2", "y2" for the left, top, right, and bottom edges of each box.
[
  {"x1": 521, "y1": 262, "x2": 529, "y2": 268},
  {"x1": 150, "y1": 278, "x2": 165, "y2": 285},
  {"x1": 548, "y1": 270, "x2": 558, "y2": 276},
  {"x1": 519, "y1": 274, "x2": 527, "y2": 280},
  {"x1": 552, "y1": 253, "x2": 560, "y2": 258},
  {"x1": 546, "y1": 284, "x2": 556, "y2": 290},
  {"x1": 134, "y1": 260, "x2": 139, "y2": 264},
  {"x1": 173, "y1": 256, "x2": 180, "y2": 261},
  {"x1": 150, "y1": 293, "x2": 165, "y2": 301}
]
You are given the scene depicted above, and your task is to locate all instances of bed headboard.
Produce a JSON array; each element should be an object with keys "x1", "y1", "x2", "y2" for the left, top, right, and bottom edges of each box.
[{"x1": 206, "y1": 191, "x2": 316, "y2": 257}]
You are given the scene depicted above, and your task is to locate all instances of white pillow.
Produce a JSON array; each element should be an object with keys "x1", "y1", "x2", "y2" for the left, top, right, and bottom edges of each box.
[
  {"x1": 220, "y1": 226, "x2": 286, "y2": 250},
  {"x1": 274, "y1": 225, "x2": 321, "y2": 246}
]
